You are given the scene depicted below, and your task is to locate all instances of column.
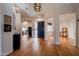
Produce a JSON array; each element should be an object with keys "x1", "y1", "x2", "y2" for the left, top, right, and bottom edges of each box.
[
  {"x1": 45, "y1": 19, "x2": 48, "y2": 40},
  {"x1": 32, "y1": 19, "x2": 38, "y2": 38},
  {"x1": 53, "y1": 15, "x2": 60, "y2": 45},
  {"x1": 14, "y1": 13, "x2": 21, "y2": 33}
]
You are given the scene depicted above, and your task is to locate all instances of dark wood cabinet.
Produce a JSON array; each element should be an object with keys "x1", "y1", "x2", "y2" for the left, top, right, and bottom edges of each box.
[
  {"x1": 13, "y1": 34, "x2": 20, "y2": 51},
  {"x1": 62, "y1": 28, "x2": 68, "y2": 37},
  {"x1": 28, "y1": 27, "x2": 32, "y2": 38}
]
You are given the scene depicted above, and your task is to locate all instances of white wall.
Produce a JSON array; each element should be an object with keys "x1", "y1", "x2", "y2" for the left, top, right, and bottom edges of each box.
[
  {"x1": 72, "y1": 4, "x2": 79, "y2": 47},
  {"x1": 0, "y1": 3, "x2": 2, "y2": 55},
  {"x1": 78, "y1": 21, "x2": 79, "y2": 47},
  {"x1": 60, "y1": 13, "x2": 76, "y2": 46},
  {"x1": 1, "y1": 3, "x2": 14, "y2": 55},
  {"x1": 45, "y1": 18, "x2": 54, "y2": 39},
  {"x1": 0, "y1": 3, "x2": 22, "y2": 56},
  {"x1": 14, "y1": 13, "x2": 21, "y2": 33},
  {"x1": 71, "y1": 4, "x2": 79, "y2": 18},
  {"x1": 45, "y1": 12, "x2": 76, "y2": 45}
]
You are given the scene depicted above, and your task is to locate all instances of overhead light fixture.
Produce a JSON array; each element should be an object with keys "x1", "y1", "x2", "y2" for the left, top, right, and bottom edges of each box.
[{"x1": 33, "y1": 3, "x2": 41, "y2": 12}]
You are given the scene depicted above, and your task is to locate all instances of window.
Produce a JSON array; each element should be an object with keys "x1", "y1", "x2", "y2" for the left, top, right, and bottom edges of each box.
[{"x1": 47, "y1": 25, "x2": 52, "y2": 31}]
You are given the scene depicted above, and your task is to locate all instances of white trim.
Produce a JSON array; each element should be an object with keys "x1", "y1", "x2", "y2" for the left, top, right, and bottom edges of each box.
[{"x1": 1, "y1": 50, "x2": 13, "y2": 56}]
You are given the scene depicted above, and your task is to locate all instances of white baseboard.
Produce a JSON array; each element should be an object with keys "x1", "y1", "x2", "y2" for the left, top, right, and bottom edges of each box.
[{"x1": 1, "y1": 50, "x2": 13, "y2": 56}]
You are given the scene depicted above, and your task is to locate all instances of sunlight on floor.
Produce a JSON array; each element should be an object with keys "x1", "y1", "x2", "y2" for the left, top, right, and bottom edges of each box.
[
  {"x1": 21, "y1": 35, "x2": 31, "y2": 49},
  {"x1": 46, "y1": 37, "x2": 54, "y2": 47},
  {"x1": 32, "y1": 38, "x2": 40, "y2": 50}
]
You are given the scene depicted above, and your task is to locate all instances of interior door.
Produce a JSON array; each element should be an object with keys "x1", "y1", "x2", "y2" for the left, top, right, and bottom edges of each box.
[
  {"x1": 38, "y1": 21, "x2": 44, "y2": 38},
  {"x1": 28, "y1": 27, "x2": 32, "y2": 38}
]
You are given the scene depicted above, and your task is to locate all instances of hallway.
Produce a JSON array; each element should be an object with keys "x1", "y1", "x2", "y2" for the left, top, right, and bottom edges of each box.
[
  {"x1": 0, "y1": 3, "x2": 79, "y2": 56},
  {"x1": 9, "y1": 37, "x2": 79, "y2": 56}
]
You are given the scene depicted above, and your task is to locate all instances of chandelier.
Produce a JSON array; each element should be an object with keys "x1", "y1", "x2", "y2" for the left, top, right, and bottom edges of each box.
[{"x1": 33, "y1": 3, "x2": 41, "y2": 12}]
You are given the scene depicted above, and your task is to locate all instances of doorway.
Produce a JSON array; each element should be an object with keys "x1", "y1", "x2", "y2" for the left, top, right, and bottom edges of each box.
[
  {"x1": 38, "y1": 21, "x2": 45, "y2": 38},
  {"x1": 60, "y1": 13, "x2": 76, "y2": 46},
  {"x1": 28, "y1": 27, "x2": 32, "y2": 38},
  {"x1": 62, "y1": 27, "x2": 68, "y2": 37}
]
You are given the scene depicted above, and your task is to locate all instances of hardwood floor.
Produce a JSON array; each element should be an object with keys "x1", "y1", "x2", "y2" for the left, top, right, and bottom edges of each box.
[{"x1": 9, "y1": 37, "x2": 79, "y2": 56}]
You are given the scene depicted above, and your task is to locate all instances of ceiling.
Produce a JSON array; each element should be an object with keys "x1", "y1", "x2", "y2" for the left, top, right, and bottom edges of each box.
[{"x1": 16, "y1": 3, "x2": 79, "y2": 20}]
